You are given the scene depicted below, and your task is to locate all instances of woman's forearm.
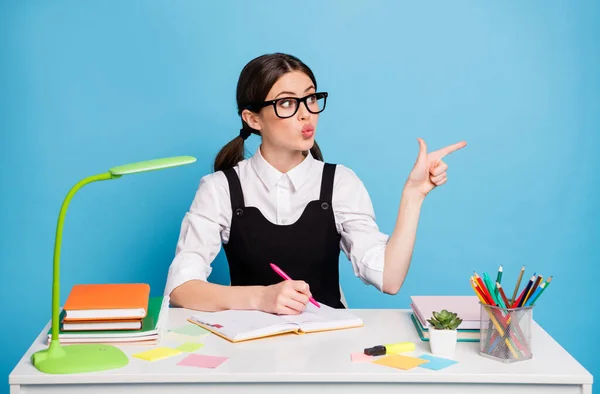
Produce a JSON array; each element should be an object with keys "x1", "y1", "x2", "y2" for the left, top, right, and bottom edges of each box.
[
  {"x1": 382, "y1": 186, "x2": 425, "y2": 294},
  {"x1": 169, "y1": 280, "x2": 264, "y2": 311}
]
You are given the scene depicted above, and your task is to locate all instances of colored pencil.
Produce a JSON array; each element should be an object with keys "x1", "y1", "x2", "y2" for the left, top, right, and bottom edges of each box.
[
  {"x1": 473, "y1": 272, "x2": 494, "y2": 303},
  {"x1": 516, "y1": 274, "x2": 536, "y2": 308},
  {"x1": 496, "y1": 265, "x2": 503, "y2": 285},
  {"x1": 470, "y1": 279, "x2": 487, "y2": 304},
  {"x1": 511, "y1": 266, "x2": 525, "y2": 304},
  {"x1": 524, "y1": 275, "x2": 543, "y2": 305},
  {"x1": 483, "y1": 272, "x2": 500, "y2": 305},
  {"x1": 493, "y1": 265, "x2": 503, "y2": 300},
  {"x1": 496, "y1": 282, "x2": 511, "y2": 308},
  {"x1": 472, "y1": 278, "x2": 494, "y2": 305},
  {"x1": 526, "y1": 276, "x2": 552, "y2": 306},
  {"x1": 512, "y1": 292, "x2": 524, "y2": 308},
  {"x1": 524, "y1": 283, "x2": 543, "y2": 307},
  {"x1": 517, "y1": 274, "x2": 536, "y2": 308}
]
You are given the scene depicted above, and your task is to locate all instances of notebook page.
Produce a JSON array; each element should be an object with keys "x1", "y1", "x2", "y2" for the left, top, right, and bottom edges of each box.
[
  {"x1": 281, "y1": 303, "x2": 363, "y2": 332},
  {"x1": 188, "y1": 310, "x2": 296, "y2": 341}
]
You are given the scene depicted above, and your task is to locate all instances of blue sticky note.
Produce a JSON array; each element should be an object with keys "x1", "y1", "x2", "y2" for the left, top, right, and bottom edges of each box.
[{"x1": 417, "y1": 354, "x2": 458, "y2": 370}]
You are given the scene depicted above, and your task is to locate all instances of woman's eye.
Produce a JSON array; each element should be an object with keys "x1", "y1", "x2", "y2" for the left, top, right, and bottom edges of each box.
[
  {"x1": 279, "y1": 99, "x2": 294, "y2": 108},
  {"x1": 307, "y1": 94, "x2": 317, "y2": 104}
]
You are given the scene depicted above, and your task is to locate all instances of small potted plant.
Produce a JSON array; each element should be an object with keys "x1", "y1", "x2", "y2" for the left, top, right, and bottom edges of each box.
[{"x1": 427, "y1": 309, "x2": 462, "y2": 358}]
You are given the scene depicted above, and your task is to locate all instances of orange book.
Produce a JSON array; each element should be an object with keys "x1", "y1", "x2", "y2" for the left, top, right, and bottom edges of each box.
[{"x1": 63, "y1": 283, "x2": 150, "y2": 321}]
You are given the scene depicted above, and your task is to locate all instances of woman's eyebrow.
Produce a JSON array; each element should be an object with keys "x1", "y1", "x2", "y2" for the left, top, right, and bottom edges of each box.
[
  {"x1": 274, "y1": 91, "x2": 297, "y2": 99},
  {"x1": 274, "y1": 85, "x2": 316, "y2": 99}
]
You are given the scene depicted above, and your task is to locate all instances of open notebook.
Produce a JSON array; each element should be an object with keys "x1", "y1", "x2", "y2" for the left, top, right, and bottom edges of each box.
[{"x1": 188, "y1": 303, "x2": 363, "y2": 342}]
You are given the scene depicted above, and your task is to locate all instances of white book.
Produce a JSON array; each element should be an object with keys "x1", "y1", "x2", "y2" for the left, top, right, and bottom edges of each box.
[
  {"x1": 47, "y1": 296, "x2": 169, "y2": 343},
  {"x1": 410, "y1": 295, "x2": 481, "y2": 330},
  {"x1": 188, "y1": 303, "x2": 363, "y2": 343},
  {"x1": 62, "y1": 320, "x2": 142, "y2": 331}
]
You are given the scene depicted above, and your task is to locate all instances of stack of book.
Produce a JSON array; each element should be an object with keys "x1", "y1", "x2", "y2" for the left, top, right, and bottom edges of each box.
[
  {"x1": 48, "y1": 283, "x2": 168, "y2": 345},
  {"x1": 410, "y1": 295, "x2": 481, "y2": 342}
]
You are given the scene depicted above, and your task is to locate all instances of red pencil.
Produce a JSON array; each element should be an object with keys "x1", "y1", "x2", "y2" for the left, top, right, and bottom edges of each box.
[
  {"x1": 474, "y1": 272, "x2": 495, "y2": 305},
  {"x1": 496, "y1": 282, "x2": 511, "y2": 308},
  {"x1": 472, "y1": 279, "x2": 494, "y2": 305}
]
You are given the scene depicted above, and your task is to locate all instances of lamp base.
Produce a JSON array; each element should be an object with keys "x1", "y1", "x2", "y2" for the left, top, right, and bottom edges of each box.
[{"x1": 32, "y1": 343, "x2": 129, "y2": 374}]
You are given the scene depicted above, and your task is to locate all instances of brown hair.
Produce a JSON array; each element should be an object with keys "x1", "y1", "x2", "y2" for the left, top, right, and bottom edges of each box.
[{"x1": 213, "y1": 53, "x2": 324, "y2": 172}]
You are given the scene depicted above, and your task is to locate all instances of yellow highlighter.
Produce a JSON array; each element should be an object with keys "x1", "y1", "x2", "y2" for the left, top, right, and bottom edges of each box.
[{"x1": 364, "y1": 342, "x2": 415, "y2": 356}]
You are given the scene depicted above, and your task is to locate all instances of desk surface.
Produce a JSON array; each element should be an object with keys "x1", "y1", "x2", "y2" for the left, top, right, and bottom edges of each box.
[{"x1": 9, "y1": 308, "x2": 593, "y2": 387}]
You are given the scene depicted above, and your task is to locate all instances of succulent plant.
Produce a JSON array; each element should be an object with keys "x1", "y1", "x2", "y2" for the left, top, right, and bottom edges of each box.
[{"x1": 427, "y1": 309, "x2": 462, "y2": 330}]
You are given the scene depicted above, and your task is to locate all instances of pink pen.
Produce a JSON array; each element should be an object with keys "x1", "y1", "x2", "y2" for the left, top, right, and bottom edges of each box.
[{"x1": 269, "y1": 263, "x2": 320, "y2": 308}]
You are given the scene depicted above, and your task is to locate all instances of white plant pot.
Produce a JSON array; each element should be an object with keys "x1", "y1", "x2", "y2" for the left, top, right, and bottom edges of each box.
[{"x1": 429, "y1": 328, "x2": 457, "y2": 358}]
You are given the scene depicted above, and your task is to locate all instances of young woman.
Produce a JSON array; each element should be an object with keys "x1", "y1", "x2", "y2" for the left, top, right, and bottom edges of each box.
[{"x1": 165, "y1": 53, "x2": 466, "y2": 314}]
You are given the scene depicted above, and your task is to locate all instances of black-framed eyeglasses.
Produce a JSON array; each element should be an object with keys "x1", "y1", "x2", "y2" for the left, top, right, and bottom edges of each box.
[{"x1": 245, "y1": 92, "x2": 328, "y2": 119}]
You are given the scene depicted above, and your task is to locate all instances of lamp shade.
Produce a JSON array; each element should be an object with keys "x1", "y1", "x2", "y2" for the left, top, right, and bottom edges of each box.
[{"x1": 109, "y1": 156, "x2": 196, "y2": 176}]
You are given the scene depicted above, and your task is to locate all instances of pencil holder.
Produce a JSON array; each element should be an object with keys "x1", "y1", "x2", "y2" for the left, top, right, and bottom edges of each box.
[{"x1": 479, "y1": 303, "x2": 533, "y2": 363}]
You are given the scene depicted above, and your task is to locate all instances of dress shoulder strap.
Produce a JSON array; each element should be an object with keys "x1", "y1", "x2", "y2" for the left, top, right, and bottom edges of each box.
[
  {"x1": 222, "y1": 168, "x2": 245, "y2": 210},
  {"x1": 319, "y1": 163, "x2": 337, "y2": 202}
]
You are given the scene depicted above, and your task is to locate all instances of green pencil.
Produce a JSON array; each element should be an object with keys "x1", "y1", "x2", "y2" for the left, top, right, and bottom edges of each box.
[
  {"x1": 483, "y1": 272, "x2": 501, "y2": 306},
  {"x1": 529, "y1": 276, "x2": 552, "y2": 305},
  {"x1": 496, "y1": 265, "x2": 503, "y2": 285},
  {"x1": 494, "y1": 265, "x2": 503, "y2": 300}
]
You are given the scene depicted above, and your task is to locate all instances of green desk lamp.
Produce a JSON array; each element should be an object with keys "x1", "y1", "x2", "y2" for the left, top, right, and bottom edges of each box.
[{"x1": 31, "y1": 156, "x2": 196, "y2": 374}]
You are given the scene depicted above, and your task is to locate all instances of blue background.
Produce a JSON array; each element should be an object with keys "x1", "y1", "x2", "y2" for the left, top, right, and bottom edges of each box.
[{"x1": 1, "y1": 0, "x2": 598, "y2": 391}]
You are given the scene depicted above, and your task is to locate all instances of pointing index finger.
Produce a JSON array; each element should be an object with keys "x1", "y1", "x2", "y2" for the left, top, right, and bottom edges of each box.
[{"x1": 434, "y1": 141, "x2": 467, "y2": 158}]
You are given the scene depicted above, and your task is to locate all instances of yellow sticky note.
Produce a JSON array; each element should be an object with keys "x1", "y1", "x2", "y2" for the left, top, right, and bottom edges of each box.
[
  {"x1": 177, "y1": 342, "x2": 204, "y2": 352},
  {"x1": 133, "y1": 347, "x2": 182, "y2": 361},
  {"x1": 373, "y1": 354, "x2": 429, "y2": 370}
]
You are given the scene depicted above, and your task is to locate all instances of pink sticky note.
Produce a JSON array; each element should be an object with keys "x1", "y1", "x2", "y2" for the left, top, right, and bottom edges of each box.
[
  {"x1": 177, "y1": 353, "x2": 228, "y2": 369},
  {"x1": 351, "y1": 352, "x2": 374, "y2": 362}
]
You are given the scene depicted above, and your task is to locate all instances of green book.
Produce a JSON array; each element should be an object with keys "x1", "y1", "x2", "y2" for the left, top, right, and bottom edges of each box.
[
  {"x1": 411, "y1": 313, "x2": 480, "y2": 342},
  {"x1": 47, "y1": 296, "x2": 167, "y2": 343}
]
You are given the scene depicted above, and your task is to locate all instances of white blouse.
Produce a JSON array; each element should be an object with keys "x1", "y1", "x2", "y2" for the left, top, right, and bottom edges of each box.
[{"x1": 163, "y1": 148, "x2": 390, "y2": 297}]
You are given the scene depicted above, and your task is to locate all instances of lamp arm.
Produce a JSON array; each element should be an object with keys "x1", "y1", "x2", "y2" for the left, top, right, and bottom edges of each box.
[{"x1": 49, "y1": 171, "x2": 118, "y2": 352}]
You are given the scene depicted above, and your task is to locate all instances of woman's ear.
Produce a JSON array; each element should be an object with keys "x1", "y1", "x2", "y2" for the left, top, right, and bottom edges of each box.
[{"x1": 241, "y1": 109, "x2": 262, "y2": 131}]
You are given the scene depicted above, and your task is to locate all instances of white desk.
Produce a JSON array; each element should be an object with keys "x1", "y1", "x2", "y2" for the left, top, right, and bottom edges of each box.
[{"x1": 9, "y1": 309, "x2": 593, "y2": 394}]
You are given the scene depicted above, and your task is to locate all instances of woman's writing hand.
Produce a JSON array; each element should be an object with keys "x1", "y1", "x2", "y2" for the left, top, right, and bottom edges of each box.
[
  {"x1": 257, "y1": 280, "x2": 312, "y2": 315},
  {"x1": 405, "y1": 138, "x2": 467, "y2": 198}
]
